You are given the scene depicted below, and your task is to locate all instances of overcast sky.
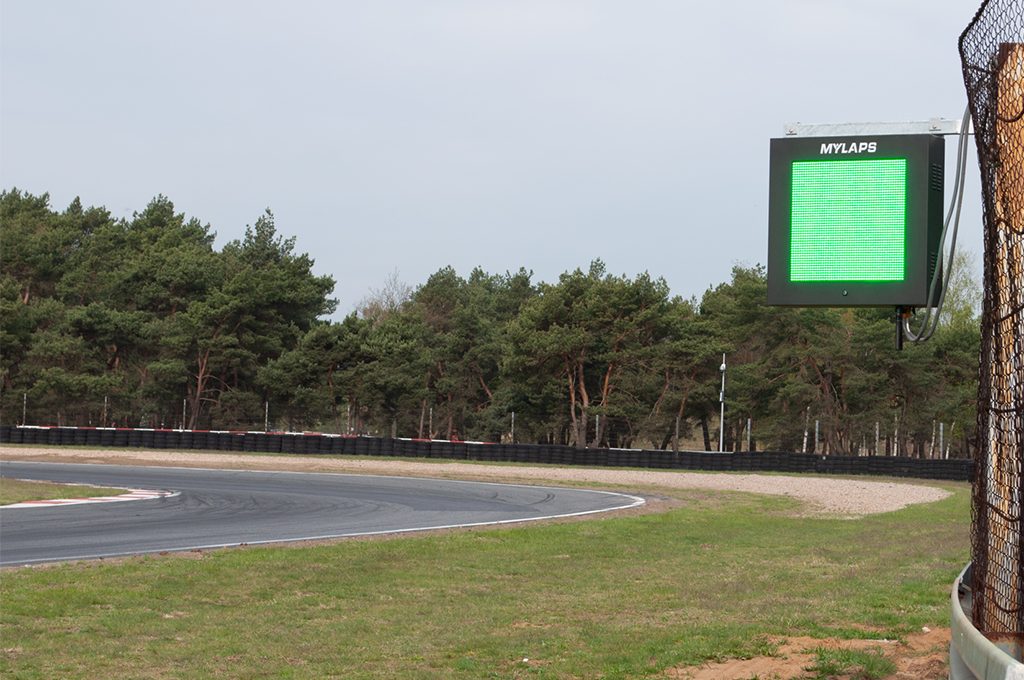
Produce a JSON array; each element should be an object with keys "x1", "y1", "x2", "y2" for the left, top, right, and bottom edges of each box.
[{"x1": 1, "y1": 1, "x2": 984, "y2": 318}]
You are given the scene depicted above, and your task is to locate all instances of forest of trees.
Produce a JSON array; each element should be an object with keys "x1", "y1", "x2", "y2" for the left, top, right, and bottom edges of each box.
[{"x1": 1, "y1": 190, "x2": 982, "y2": 456}]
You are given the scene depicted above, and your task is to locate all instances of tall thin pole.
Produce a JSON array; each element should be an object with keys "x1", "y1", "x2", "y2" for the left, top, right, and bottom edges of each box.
[
  {"x1": 718, "y1": 353, "x2": 726, "y2": 453},
  {"x1": 511, "y1": 411, "x2": 515, "y2": 443},
  {"x1": 22, "y1": 392, "x2": 27, "y2": 426},
  {"x1": 182, "y1": 398, "x2": 187, "y2": 431},
  {"x1": 802, "y1": 407, "x2": 810, "y2": 453},
  {"x1": 264, "y1": 401, "x2": 269, "y2": 432},
  {"x1": 746, "y1": 417, "x2": 751, "y2": 452}
]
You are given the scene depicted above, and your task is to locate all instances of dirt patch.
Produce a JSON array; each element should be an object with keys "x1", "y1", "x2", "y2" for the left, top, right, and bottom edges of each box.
[{"x1": 665, "y1": 627, "x2": 949, "y2": 679}]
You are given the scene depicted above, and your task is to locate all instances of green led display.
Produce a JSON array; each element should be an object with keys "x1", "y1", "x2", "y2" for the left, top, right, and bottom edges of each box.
[
  {"x1": 767, "y1": 134, "x2": 944, "y2": 307},
  {"x1": 790, "y1": 158, "x2": 907, "y2": 282}
]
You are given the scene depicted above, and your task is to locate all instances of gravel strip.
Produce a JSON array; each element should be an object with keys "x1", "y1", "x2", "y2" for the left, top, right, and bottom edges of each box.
[{"x1": 0, "y1": 446, "x2": 952, "y2": 517}]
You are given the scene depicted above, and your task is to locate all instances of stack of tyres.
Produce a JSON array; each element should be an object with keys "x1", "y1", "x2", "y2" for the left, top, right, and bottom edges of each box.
[
  {"x1": 450, "y1": 442, "x2": 467, "y2": 460},
  {"x1": 262, "y1": 432, "x2": 280, "y2": 453},
  {"x1": 417, "y1": 440, "x2": 433, "y2": 458},
  {"x1": 265, "y1": 434, "x2": 283, "y2": 453},
  {"x1": 112, "y1": 429, "x2": 129, "y2": 447},
  {"x1": 318, "y1": 435, "x2": 335, "y2": 454},
  {"x1": 353, "y1": 437, "x2": 369, "y2": 455},
  {"x1": 402, "y1": 440, "x2": 422, "y2": 458},
  {"x1": 326, "y1": 436, "x2": 344, "y2": 455},
  {"x1": 464, "y1": 443, "x2": 484, "y2": 462},
  {"x1": 612, "y1": 451, "x2": 632, "y2": 468},
  {"x1": 7, "y1": 427, "x2": 23, "y2": 444},
  {"x1": 85, "y1": 429, "x2": 102, "y2": 447},
  {"x1": 334, "y1": 436, "x2": 354, "y2": 455},
  {"x1": 431, "y1": 441, "x2": 452, "y2": 460},
  {"x1": 299, "y1": 434, "x2": 317, "y2": 454},
  {"x1": 44, "y1": 428, "x2": 60, "y2": 445},
  {"x1": 374, "y1": 438, "x2": 393, "y2": 457},
  {"x1": 308, "y1": 435, "x2": 324, "y2": 454},
  {"x1": 71, "y1": 428, "x2": 88, "y2": 446},
  {"x1": 188, "y1": 432, "x2": 207, "y2": 450},
  {"x1": 139, "y1": 430, "x2": 156, "y2": 448},
  {"x1": 242, "y1": 432, "x2": 261, "y2": 453},
  {"x1": 228, "y1": 434, "x2": 245, "y2": 452},
  {"x1": 277, "y1": 435, "x2": 297, "y2": 454},
  {"x1": 151, "y1": 430, "x2": 167, "y2": 449}
]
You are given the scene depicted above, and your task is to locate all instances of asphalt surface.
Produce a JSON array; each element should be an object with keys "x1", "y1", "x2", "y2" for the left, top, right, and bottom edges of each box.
[{"x1": 0, "y1": 461, "x2": 643, "y2": 566}]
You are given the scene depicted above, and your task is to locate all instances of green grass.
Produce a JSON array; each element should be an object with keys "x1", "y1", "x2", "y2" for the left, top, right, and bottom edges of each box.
[
  {"x1": 0, "y1": 478, "x2": 125, "y2": 505},
  {"x1": 0, "y1": 482, "x2": 968, "y2": 679},
  {"x1": 807, "y1": 647, "x2": 897, "y2": 679}
]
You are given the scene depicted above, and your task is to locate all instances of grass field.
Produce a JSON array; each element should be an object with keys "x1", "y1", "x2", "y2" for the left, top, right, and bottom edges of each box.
[
  {"x1": 0, "y1": 478, "x2": 125, "y2": 506},
  {"x1": 0, "y1": 478, "x2": 968, "y2": 679}
]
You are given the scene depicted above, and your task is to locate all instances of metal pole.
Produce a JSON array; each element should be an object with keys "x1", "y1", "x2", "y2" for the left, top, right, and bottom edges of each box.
[
  {"x1": 802, "y1": 406, "x2": 809, "y2": 453},
  {"x1": 718, "y1": 354, "x2": 726, "y2": 453},
  {"x1": 22, "y1": 392, "x2": 27, "y2": 426},
  {"x1": 264, "y1": 401, "x2": 269, "y2": 432},
  {"x1": 814, "y1": 419, "x2": 820, "y2": 453},
  {"x1": 429, "y1": 406, "x2": 433, "y2": 438},
  {"x1": 939, "y1": 422, "x2": 944, "y2": 460},
  {"x1": 746, "y1": 417, "x2": 751, "y2": 452},
  {"x1": 511, "y1": 411, "x2": 515, "y2": 443},
  {"x1": 875, "y1": 421, "x2": 880, "y2": 456},
  {"x1": 182, "y1": 398, "x2": 187, "y2": 430}
]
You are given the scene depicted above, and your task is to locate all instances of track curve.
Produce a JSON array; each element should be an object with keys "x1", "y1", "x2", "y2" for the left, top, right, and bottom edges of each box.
[{"x1": 0, "y1": 461, "x2": 643, "y2": 566}]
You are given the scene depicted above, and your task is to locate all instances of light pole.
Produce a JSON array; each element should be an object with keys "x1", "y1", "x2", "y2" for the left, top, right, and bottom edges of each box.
[{"x1": 719, "y1": 353, "x2": 727, "y2": 453}]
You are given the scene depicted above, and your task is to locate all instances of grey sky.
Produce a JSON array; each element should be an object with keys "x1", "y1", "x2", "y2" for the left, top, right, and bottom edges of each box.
[{"x1": 1, "y1": 1, "x2": 983, "y2": 318}]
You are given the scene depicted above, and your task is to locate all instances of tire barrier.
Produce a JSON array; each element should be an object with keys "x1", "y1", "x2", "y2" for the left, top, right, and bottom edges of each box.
[{"x1": 0, "y1": 425, "x2": 973, "y2": 482}]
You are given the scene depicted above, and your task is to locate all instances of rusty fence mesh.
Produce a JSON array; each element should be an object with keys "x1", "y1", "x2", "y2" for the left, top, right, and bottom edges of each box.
[{"x1": 960, "y1": 0, "x2": 1024, "y2": 640}]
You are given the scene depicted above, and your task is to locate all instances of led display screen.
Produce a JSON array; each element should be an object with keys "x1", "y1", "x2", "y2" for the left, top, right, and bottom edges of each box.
[{"x1": 767, "y1": 135, "x2": 943, "y2": 307}]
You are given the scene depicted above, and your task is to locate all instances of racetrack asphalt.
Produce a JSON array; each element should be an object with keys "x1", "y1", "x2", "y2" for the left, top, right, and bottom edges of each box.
[{"x1": 0, "y1": 461, "x2": 644, "y2": 566}]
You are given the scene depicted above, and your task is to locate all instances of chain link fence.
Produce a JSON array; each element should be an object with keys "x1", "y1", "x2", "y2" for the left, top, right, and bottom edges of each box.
[{"x1": 960, "y1": 0, "x2": 1024, "y2": 642}]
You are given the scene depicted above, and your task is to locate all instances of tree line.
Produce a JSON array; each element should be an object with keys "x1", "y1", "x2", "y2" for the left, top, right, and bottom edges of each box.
[{"x1": 1, "y1": 190, "x2": 981, "y2": 456}]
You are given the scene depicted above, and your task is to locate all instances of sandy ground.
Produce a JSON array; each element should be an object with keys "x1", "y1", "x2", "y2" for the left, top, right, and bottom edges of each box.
[
  {"x1": 1, "y1": 445, "x2": 952, "y2": 518},
  {"x1": 667, "y1": 626, "x2": 950, "y2": 679}
]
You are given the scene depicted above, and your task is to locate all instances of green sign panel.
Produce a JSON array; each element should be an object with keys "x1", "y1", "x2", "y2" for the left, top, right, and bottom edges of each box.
[{"x1": 767, "y1": 135, "x2": 943, "y2": 306}]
